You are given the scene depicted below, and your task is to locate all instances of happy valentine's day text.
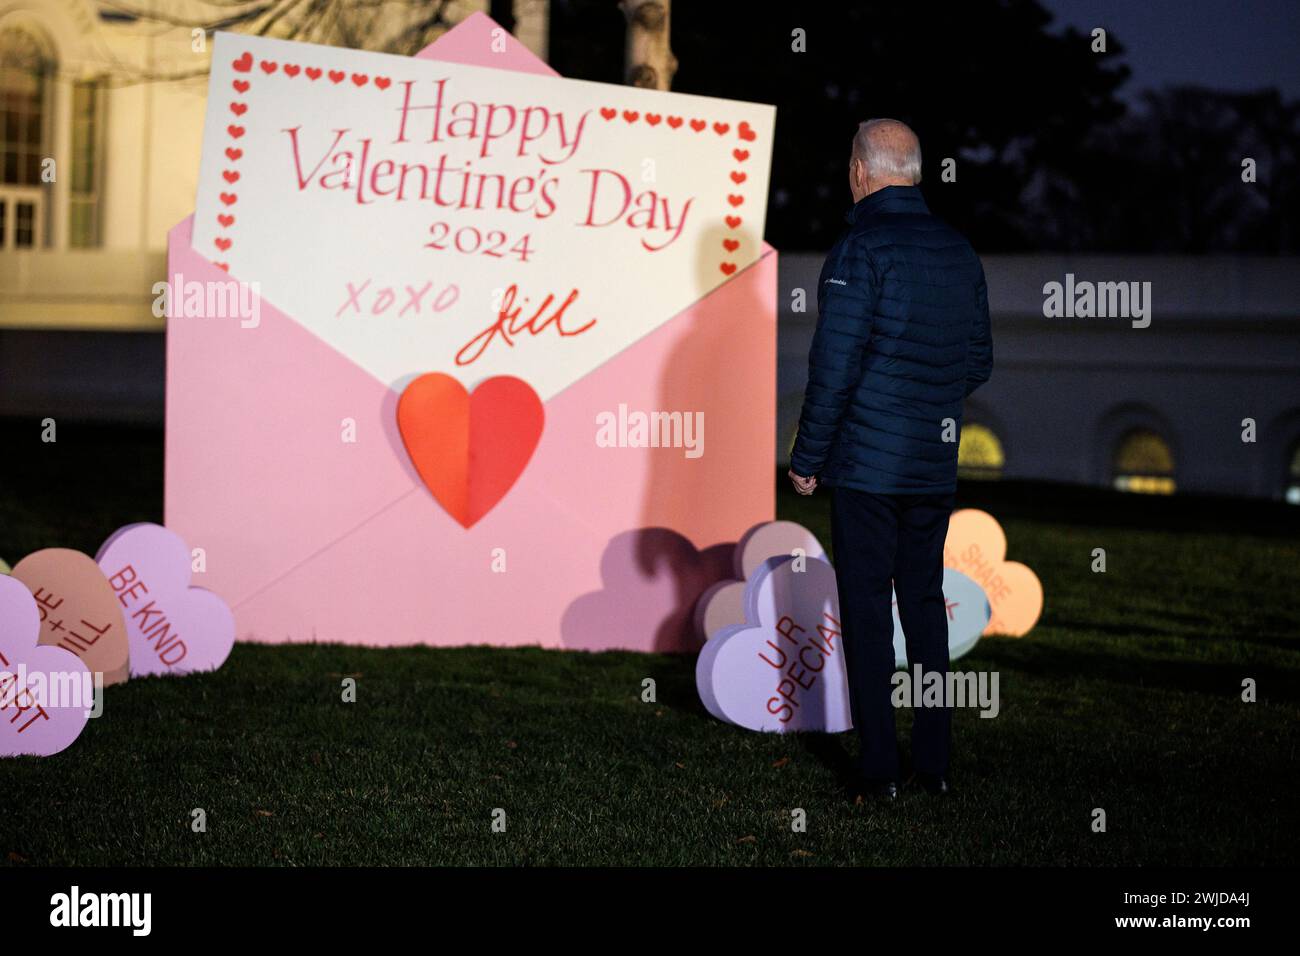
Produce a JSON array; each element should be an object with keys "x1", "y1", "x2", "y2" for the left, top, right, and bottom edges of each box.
[{"x1": 285, "y1": 78, "x2": 694, "y2": 252}]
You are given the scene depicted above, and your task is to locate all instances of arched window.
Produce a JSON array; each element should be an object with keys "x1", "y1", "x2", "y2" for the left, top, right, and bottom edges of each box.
[
  {"x1": 0, "y1": 26, "x2": 52, "y2": 248},
  {"x1": 1286, "y1": 442, "x2": 1300, "y2": 506},
  {"x1": 1113, "y1": 428, "x2": 1176, "y2": 494},
  {"x1": 958, "y1": 422, "x2": 1004, "y2": 480}
]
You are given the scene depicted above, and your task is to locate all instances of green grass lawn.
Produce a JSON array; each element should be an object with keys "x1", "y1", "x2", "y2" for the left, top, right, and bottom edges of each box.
[{"x1": 1, "y1": 421, "x2": 1298, "y2": 865}]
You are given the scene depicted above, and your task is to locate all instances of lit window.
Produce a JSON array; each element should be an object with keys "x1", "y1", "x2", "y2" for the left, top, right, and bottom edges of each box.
[
  {"x1": 1113, "y1": 429, "x2": 1175, "y2": 494},
  {"x1": 958, "y1": 422, "x2": 1004, "y2": 480}
]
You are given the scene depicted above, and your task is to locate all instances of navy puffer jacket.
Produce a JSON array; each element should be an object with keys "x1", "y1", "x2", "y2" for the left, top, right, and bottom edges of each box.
[{"x1": 790, "y1": 185, "x2": 992, "y2": 494}]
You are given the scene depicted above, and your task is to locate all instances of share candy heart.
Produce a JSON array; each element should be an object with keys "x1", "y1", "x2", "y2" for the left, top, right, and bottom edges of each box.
[
  {"x1": 890, "y1": 568, "x2": 991, "y2": 666},
  {"x1": 697, "y1": 557, "x2": 852, "y2": 733},
  {"x1": 0, "y1": 575, "x2": 92, "y2": 757},
  {"x1": 95, "y1": 524, "x2": 235, "y2": 676},
  {"x1": 397, "y1": 373, "x2": 544, "y2": 528},
  {"x1": 10, "y1": 549, "x2": 130, "y2": 685},
  {"x1": 943, "y1": 509, "x2": 1043, "y2": 636}
]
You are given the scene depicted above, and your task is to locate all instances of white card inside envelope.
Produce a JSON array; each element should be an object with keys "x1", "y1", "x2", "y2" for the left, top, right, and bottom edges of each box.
[{"x1": 193, "y1": 32, "x2": 775, "y2": 400}]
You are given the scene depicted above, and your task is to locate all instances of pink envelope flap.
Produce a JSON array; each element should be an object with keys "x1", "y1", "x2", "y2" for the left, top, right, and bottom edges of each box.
[{"x1": 412, "y1": 10, "x2": 559, "y2": 75}]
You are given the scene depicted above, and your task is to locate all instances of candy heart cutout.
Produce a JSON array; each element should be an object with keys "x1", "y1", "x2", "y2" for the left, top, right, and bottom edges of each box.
[
  {"x1": 735, "y1": 520, "x2": 827, "y2": 580},
  {"x1": 0, "y1": 575, "x2": 92, "y2": 757},
  {"x1": 10, "y1": 548, "x2": 130, "y2": 686},
  {"x1": 943, "y1": 509, "x2": 1044, "y2": 636},
  {"x1": 95, "y1": 524, "x2": 235, "y2": 677},
  {"x1": 890, "y1": 568, "x2": 991, "y2": 666},
  {"x1": 697, "y1": 557, "x2": 852, "y2": 733},
  {"x1": 693, "y1": 579, "x2": 745, "y2": 643}
]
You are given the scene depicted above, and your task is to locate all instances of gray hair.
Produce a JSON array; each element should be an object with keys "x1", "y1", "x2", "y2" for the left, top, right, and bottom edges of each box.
[{"x1": 852, "y1": 118, "x2": 922, "y2": 184}]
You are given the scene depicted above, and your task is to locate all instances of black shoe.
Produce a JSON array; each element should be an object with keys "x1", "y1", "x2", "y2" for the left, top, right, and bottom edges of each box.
[
  {"x1": 909, "y1": 771, "x2": 952, "y2": 796},
  {"x1": 851, "y1": 777, "x2": 898, "y2": 804}
]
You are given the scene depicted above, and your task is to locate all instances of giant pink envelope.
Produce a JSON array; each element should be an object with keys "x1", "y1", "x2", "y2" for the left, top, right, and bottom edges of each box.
[{"x1": 164, "y1": 12, "x2": 776, "y2": 652}]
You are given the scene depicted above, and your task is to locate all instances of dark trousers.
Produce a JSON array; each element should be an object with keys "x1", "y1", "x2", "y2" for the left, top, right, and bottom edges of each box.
[{"x1": 830, "y1": 485, "x2": 955, "y2": 780}]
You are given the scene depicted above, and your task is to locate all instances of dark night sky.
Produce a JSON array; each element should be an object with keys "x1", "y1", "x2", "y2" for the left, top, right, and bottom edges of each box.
[{"x1": 1039, "y1": 0, "x2": 1300, "y2": 100}]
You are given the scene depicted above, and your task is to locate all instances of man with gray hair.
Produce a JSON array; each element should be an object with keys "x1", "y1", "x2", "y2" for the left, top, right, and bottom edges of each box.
[{"x1": 789, "y1": 118, "x2": 993, "y2": 803}]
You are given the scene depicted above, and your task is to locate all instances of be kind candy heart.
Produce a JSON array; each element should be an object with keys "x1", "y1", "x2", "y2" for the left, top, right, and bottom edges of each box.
[
  {"x1": 10, "y1": 548, "x2": 130, "y2": 685},
  {"x1": 95, "y1": 523, "x2": 235, "y2": 677},
  {"x1": 697, "y1": 557, "x2": 852, "y2": 733},
  {"x1": 890, "y1": 568, "x2": 991, "y2": 667},
  {"x1": 943, "y1": 509, "x2": 1043, "y2": 637},
  {"x1": 0, "y1": 574, "x2": 92, "y2": 757}
]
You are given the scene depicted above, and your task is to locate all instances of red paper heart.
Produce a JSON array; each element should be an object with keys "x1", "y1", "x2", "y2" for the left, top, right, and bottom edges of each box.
[
  {"x1": 260, "y1": 59, "x2": 277, "y2": 74},
  {"x1": 689, "y1": 118, "x2": 706, "y2": 132},
  {"x1": 225, "y1": 147, "x2": 242, "y2": 161},
  {"x1": 232, "y1": 79, "x2": 250, "y2": 93},
  {"x1": 725, "y1": 215, "x2": 742, "y2": 229},
  {"x1": 305, "y1": 67, "x2": 322, "y2": 80},
  {"x1": 230, "y1": 102, "x2": 247, "y2": 116},
  {"x1": 738, "y1": 121, "x2": 757, "y2": 141},
  {"x1": 222, "y1": 170, "x2": 239, "y2": 184},
  {"x1": 352, "y1": 73, "x2": 368, "y2": 87},
  {"x1": 397, "y1": 374, "x2": 544, "y2": 529},
  {"x1": 645, "y1": 113, "x2": 662, "y2": 125},
  {"x1": 600, "y1": 107, "x2": 617, "y2": 120},
  {"x1": 214, "y1": 237, "x2": 232, "y2": 251},
  {"x1": 328, "y1": 69, "x2": 345, "y2": 84},
  {"x1": 727, "y1": 194, "x2": 745, "y2": 207},
  {"x1": 713, "y1": 122, "x2": 730, "y2": 135},
  {"x1": 219, "y1": 192, "x2": 238, "y2": 206},
  {"x1": 720, "y1": 262, "x2": 737, "y2": 275},
  {"x1": 227, "y1": 124, "x2": 245, "y2": 139},
  {"x1": 666, "y1": 115, "x2": 683, "y2": 128},
  {"x1": 733, "y1": 148, "x2": 749, "y2": 162},
  {"x1": 232, "y1": 52, "x2": 252, "y2": 73},
  {"x1": 284, "y1": 64, "x2": 300, "y2": 77},
  {"x1": 217, "y1": 214, "x2": 234, "y2": 228},
  {"x1": 730, "y1": 171, "x2": 747, "y2": 184},
  {"x1": 623, "y1": 110, "x2": 639, "y2": 123},
  {"x1": 722, "y1": 238, "x2": 740, "y2": 252},
  {"x1": 375, "y1": 76, "x2": 391, "y2": 89}
]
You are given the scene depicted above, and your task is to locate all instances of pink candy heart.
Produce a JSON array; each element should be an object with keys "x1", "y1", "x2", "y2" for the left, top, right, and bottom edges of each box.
[
  {"x1": 10, "y1": 548, "x2": 131, "y2": 685},
  {"x1": 0, "y1": 575, "x2": 92, "y2": 757},
  {"x1": 96, "y1": 524, "x2": 234, "y2": 677}
]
